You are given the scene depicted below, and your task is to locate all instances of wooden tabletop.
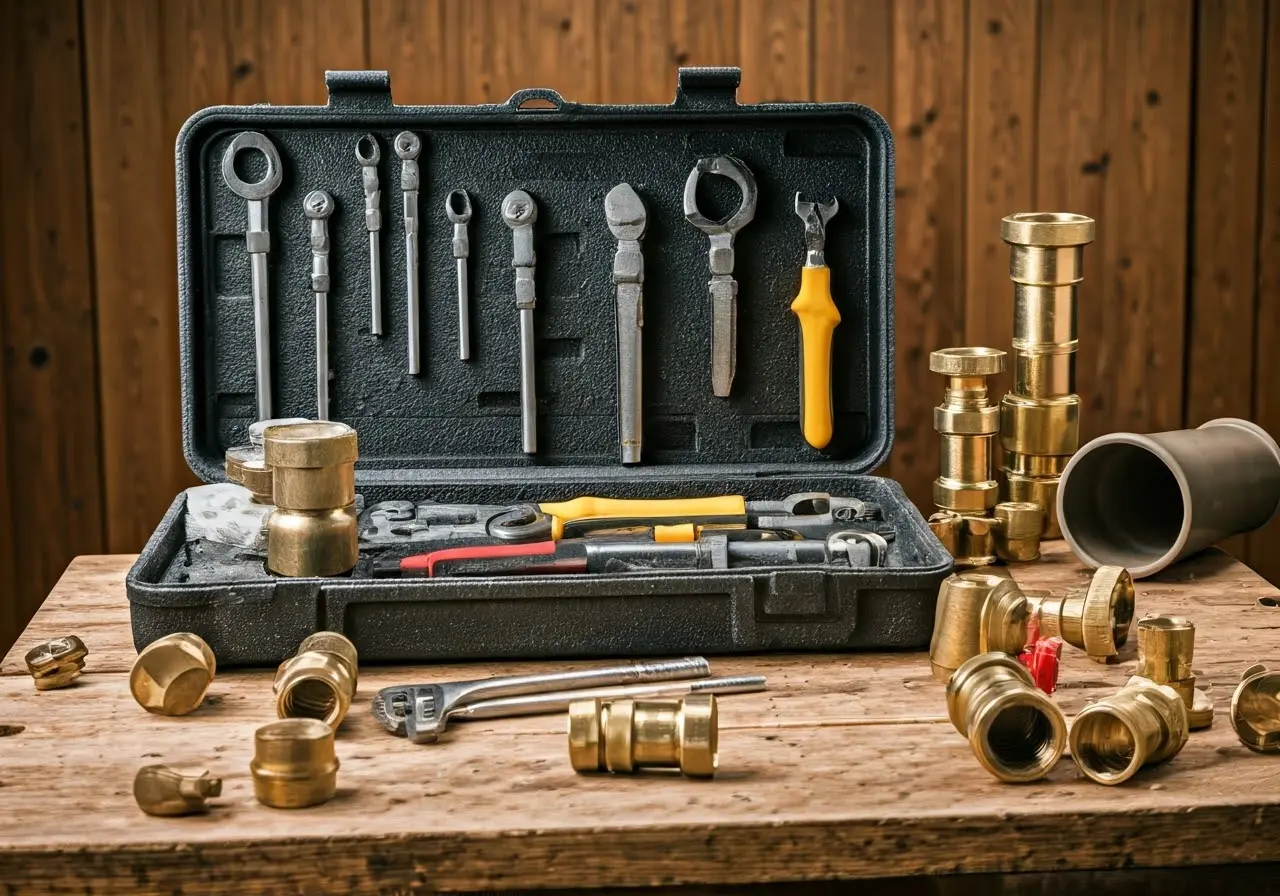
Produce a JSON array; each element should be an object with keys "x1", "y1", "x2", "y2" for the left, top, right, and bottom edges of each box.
[{"x1": 2, "y1": 544, "x2": 1280, "y2": 894}]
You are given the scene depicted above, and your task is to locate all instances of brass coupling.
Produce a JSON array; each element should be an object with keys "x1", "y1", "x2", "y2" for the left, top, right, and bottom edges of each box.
[
  {"x1": 274, "y1": 631, "x2": 359, "y2": 729},
  {"x1": 24, "y1": 636, "x2": 88, "y2": 690},
  {"x1": 1231, "y1": 663, "x2": 1280, "y2": 753},
  {"x1": 568, "y1": 695, "x2": 718, "y2": 778},
  {"x1": 130, "y1": 632, "x2": 216, "y2": 716},
  {"x1": 945, "y1": 652, "x2": 1067, "y2": 782},
  {"x1": 1135, "y1": 615, "x2": 1211, "y2": 729},
  {"x1": 134, "y1": 765, "x2": 222, "y2": 817},
  {"x1": 1026, "y1": 565, "x2": 1134, "y2": 663},
  {"x1": 931, "y1": 347, "x2": 1006, "y2": 514},
  {"x1": 264, "y1": 421, "x2": 358, "y2": 577},
  {"x1": 250, "y1": 718, "x2": 339, "y2": 808},
  {"x1": 928, "y1": 501, "x2": 1044, "y2": 568},
  {"x1": 1070, "y1": 676, "x2": 1188, "y2": 785},
  {"x1": 929, "y1": 572, "x2": 1030, "y2": 683},
  {"x1": 999, "y1": 212, "x2": 1096, "y2": 539}
]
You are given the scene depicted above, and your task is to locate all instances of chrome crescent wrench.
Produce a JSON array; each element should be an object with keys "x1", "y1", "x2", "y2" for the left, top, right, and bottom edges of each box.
[
  {"x1": 304, "y1": 190, "x2": 335, "y2": 420},
  {"x1": 395, "y1": 132, "x2": 422, "y2": 374},
  {"x1": 221, "y1": 131, "x2": 283, "y2": 421},
  {"x1": 502, "y1": 189, "x2": 539, "y2": 454},
  {"x1": 605, "y1": 183, "x2": 647, "y2": 464},
  {"x1": 446, "y1": 190, "x2": 473, "y2": 360},
  {"x1": 355, "y1": 135, "x2": 383, "y2": 336}
]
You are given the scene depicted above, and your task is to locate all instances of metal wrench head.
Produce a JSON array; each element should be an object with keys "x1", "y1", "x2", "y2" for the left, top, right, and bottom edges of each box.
[
  {"x1": 795, "y1": 193, "x2": 839, "y2": 265},
  {"x1": 683, "y1": 156, "x2": 758, "y2": 236},
  {"x1": 605, "y1": 183, "x2": 647, "y2": 240},
  {"x1": 501, "y1": 190, "x2": 538, "y2": 227},
  {"x1": 355, "y1": 133, "x2": 380, "y2": 166},
  {"x1": 304, "y1": 190, "x2": 335, "y2": 220},
  {"x1": 393, "y1": 131, "x2": 421, "y2": 160},
  {"x1": 826, "y1": 529, "x2": 889, "y2": 567},
  {"x1": 221, "y1": 131, "x2": 283, "y2": 201},
  {"x1": 445, "y1": 189, "x2": 473, "y2": 223}
]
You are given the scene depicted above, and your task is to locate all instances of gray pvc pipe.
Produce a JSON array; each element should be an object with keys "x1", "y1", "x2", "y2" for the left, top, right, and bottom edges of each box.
[{"x1": 1057, "y1": 418, "x2": 1280, "y2": 578}]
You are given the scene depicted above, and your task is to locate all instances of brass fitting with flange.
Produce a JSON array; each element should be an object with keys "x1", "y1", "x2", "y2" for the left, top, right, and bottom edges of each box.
[
  {"x1": 1231, "y1": 663, "x2": 1280, "y2": 752},
  {"x1": 250, "y1": 718, "x2": 339, "y2": 808},
  {"x1": 130, "y1": 632, "x2": 216, "y2": 716},
  {"x1": 998, "y1": 212, "x2": 1096, "y2": 538},
  {"x1": 929, "y1": 572, "x2": 1031, "y2": 683},
  {"x1": 1025, "y1": 565, "x2": 1134, "y2": 663},
  {"x1": 929, "y1": 501, "x2": 1044, "y2": 568},
  {"x1": 134, "y1": 765, "x2": 222, "y2": 816},
  {"x1": 568, "y1": 694, "x2": 718, "y2": 778},
  {"x1": 945, "y1": 652, "x2": 1067, "y2": 782},
  {"x1": 264, "y1": 421, "x2": 359, "y2": 576},
  {"x1": 1069, "y1": 676, "x2": 1189, "y2": 785},
  {"x1": 225, "y1": 445, "x2": 274, "y2": 503},
  {"x1": 24, "y1": 635, "x2": 88, "y2": 691},
  {"x1": 931, "y1": 347, "x2": 1006, "y2": 514},
  {"x1": 1136, "y1": 615, "x2": 1211, "y2": 729},
  {"x1": 274, "y1": 631, "x2": 359, "y2": 729}
]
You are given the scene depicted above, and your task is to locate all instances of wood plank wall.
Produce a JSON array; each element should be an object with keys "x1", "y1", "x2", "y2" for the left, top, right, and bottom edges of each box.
[{"x1": 0, "y1": 0, "x2": 1275, "y2": 653}]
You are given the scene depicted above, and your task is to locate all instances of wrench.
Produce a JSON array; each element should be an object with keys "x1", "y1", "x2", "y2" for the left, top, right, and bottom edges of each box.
[
  {"x1": 355, "y1": 135, "x2": 383, "y2": 336},
  {"x1": 395, "y1": 132, "x2": 422, "y2": 374},
  {"x1": 304, "y1": 190, "x2": 335, "y2": 420},
  {"x1": 446, "y1": 190, "x2": 473, "y2": 360},
  {"x1": 502, "y1": 189, "x2": 539, "y2": 454},
  {"x1": 221, "y1": 132, "x2": 283, "y2": 420},
  {"x1": 605, "y1": 183, "x2": 647, "y2": 464}
]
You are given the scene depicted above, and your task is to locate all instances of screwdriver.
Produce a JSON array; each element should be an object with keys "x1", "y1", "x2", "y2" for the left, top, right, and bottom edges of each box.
[{"x1": 791, "y1": 194, "x2": 841, "y2": 450}]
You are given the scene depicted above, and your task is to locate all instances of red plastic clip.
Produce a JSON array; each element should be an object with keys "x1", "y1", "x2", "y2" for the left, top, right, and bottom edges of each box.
[{"x1": 1017, "y1": 636, "x2": 1063, "y2": 694}]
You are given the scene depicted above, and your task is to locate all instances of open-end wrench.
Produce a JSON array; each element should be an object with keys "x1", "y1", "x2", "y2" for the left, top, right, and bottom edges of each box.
[
  {"x1": 395, "y1": 132, "x2": 422, "y2": 374},
  {"x1": 355, "y1": 135, "x2": 383, "y2": 336},
  {"x1": 606, "y1": 183, "x2": 647, "y2": 464},
  {"x1": 221, "y1": 132, "x2": 283, "y2": 421},
  {"x1": 304, "y1": 190, "x2": 335, "y2": 419},
  {"x1": 502, "y1": 190, "x2": 539, "y2": 453},
  {"x1": 792, "y1": 193, "x2": 841, "y2": 449},
  {"x1": 446, "y1": 190, "x2": 472, "y2": 360}
]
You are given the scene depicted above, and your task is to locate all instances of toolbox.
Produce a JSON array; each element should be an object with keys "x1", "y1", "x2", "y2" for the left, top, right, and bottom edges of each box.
[{"x1": 126, "y1": 67, "x2": 952, "y2": 666}]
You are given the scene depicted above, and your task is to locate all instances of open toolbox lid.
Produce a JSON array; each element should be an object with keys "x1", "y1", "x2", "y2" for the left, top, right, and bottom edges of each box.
[{"x1": 176, "y1": 67, "x2": 894, "y2": 498}]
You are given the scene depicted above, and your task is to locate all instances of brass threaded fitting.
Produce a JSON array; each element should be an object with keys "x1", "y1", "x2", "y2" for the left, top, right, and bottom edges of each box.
[
  {"x1": 225, "y1": 445, "x2": 274, "y2": 503},
  {"x1": 274, "y1": 631, "x2": 359, "y2": 729},
  {"x1": 1002, "y1": 469, "x2": 1063, "y2": 539},
  {"x1": 134, "y1": 765, "x2": 222, "y2": 817},
  {"x1": 1136, "y1": 616, "x2": 1202, "y2": 726},
  {"x1": 1231, "y1": 663, "x2": 1280, "y2": 753},
  {"x1": 945, "y1": 652, "x2": 1067, "y2": 783},
  {"x1": 993, "y1": 501, "x2": 1044, "y2": 561},
  {"x1": 568, "y1": 695, "x2": 718, "y2": 778},
  {"x1": 929, "y1": 572, "x2": 1029, "y2": 683},
  {"x1": 928, "y1": 511, "x2": 997, "y2": 568},
  {"x1": 250, "y1": 718, "x2": 339, "y2": 808},
  {"x1": 24, "y1": 636, "x2": 88, "y2": 691},
  {"x1": 130, "y1": 632, "x2": 216, "y2": 716},
  {"x1": 1027, "y1": 566, "x2": 1134, "y2": 662},
  {"x1": 264, "y1": 421, "x2": 358, "y2": 576},
  {"x1": 931, "y1": 347, "x2": 1006, "y2": 514},
  {"x1": 1070, "y1": 676, "x2": 1188, "y2": 785}
]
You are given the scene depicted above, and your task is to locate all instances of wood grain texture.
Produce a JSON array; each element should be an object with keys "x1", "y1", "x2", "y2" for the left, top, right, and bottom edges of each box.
[
  {"x1": 813, "y1": 0, "x2": 892, "y2": 108},
  {"x1": 597, "y1": 0, "x2": 741, "y2": 104},
  {"x1": 2, "y1": 546, "x2": 1280, "y2": 893},
  {"x1": 0, "y1": 0, "x2": 105, "y2": 656},
  {"x1": 738, "y1": 0, "x2": 811, "y2": 103}
]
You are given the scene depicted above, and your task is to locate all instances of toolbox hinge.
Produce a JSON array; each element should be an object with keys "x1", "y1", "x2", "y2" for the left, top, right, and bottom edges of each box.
[
  {"x1": 674, "y1": 67, "x2": 741, "y2": 110},
  {"x1": 325, "y1": 70, "x2": 394, "y2": 110}
]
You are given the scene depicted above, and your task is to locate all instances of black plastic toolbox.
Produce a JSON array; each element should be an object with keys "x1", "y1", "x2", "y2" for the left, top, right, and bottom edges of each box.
[{"x1": 126, "y1": 67, "x2": 952, "y2": 666}]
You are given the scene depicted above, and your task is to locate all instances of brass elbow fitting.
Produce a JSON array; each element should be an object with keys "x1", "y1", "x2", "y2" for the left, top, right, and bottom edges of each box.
[
  {"x1": 929, "y1": 572, "x2": 1030, "y2": 683},
  {"x1": 250, "y1": 718, "x2": 339, "y2": 808},
  {"x1": 568, "y1": 695, "x2": 717, "y2": 778},
  {"x1": 274, "y1": 631, "x2": 358, "y2": 729},
  {"x1": 264, "y1": 421, "x2": 358, "y2": 577},
  {"x1": 134, "y1": 765, "x2": 222, "y2": 816},
  {"x1": 1135, "y1": 615, "x2": 1212, "y2": 729},
  {"x1": 931, "y1": 347, "x2": 1006, "y2": 514},
  {"x1": 1069, "y1": 676, "x2": 1188, "y2": 785},
  {"x1": 945, "y1": 652, "x2": 1067, "y2": 782},
  {"x1": 130, "y1": 633, "x2": 216, "y2": 716},
  {"x1": 1231, "y1": 663, "x2": 1280, "y2": 752},
  {"x1": 24, "y1": 635, "x2": 88, "y2": 690},
  {"x1": 1026, "y1": 565, "x2": 1134, "y2": 663}
]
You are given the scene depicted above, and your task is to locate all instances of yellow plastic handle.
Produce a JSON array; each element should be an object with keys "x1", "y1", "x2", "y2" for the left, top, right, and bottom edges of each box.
[
  {"x1": 537, "y1": 496, "x2": 747, "y2": 540},
  {"x1": 790, "y1": 265, "x2": 841, "y2": 450}
]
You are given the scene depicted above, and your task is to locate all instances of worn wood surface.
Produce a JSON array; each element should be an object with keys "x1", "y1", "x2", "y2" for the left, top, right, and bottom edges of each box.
[{"x1": 3, "y1": 545, "x2": 1280, "y2": 894}]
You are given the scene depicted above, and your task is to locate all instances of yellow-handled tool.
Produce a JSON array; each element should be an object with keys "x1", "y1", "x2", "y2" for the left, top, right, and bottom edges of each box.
[
  {"x1": 489, "y1": 495, "x2": 749, "y2": 542},
  {"x1": 790, "y1": 194, "x2": 841, "y2": 450}
]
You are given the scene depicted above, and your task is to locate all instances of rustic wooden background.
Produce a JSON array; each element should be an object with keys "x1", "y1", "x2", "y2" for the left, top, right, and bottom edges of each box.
[{"x1": 1, "y1": 0, "x2": 1276, "y2": 655}]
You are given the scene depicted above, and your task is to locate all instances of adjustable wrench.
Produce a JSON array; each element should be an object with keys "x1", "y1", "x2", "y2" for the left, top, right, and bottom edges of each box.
[
  {"x1": 221, "y1": 132, "x2": 283, "y2": 421},
  {"x1": 304, "y1": 190, "x2": 335, "y2": 420},
  {"x1": 355, "y1": 135, "x2": 383, "y2": 336},
  {"x1": 502, "y1": 190, "x2": 539, "y2": 453},
  {"x1": 792, "y1": 193, "x2": 841, "y2": 449},
  {"x1": 446, "y1": 190, "x2": 473, "y2": 360},
  {"x1": 395, "y1": 132, "x2": 422, "y2": 374},
  {"x1": 606, "y1": 183, "x2": 646, "y2": 464}
]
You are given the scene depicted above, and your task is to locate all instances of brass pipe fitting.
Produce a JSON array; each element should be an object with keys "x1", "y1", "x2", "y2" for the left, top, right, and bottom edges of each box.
[
  {"x1": 1025, "y1": 565, "x2": 1134, "y2": 663},
  {"x1": 929, "y1": 503, "x2": 1044, "y2": 569},
  {"x1": 24, "y1": 635, "x2": 88, "y2": 690},
  {"x1": 225, "y1": 445, "x2": 273, "y2": 504},
  {"x1": 134, "y1": 765, "x2": 222, "y2": 817},
  {"x1": 1135, "y1": 615, "x2": 1210, "y2": 728},
  {"x1": 1230, "y1": 663, "x2": 1280, "y2": 752},
  {"x1": 130, "y1": 633, "x2": 216, "y2": 716},
  {"x1": 250, "y1": 718, "x2": 339, "y2": 808},
  {"x1": 1069, "y1": 676, "x2": 1189, "y2": 785},
  {"x1": 274, "y1": 631, "x2": 359, "y2": 729},
  {"x1": 568, "y1": 695, "x2": 718, "y2": 778},
  {"x1": 931, "y1": 347, "x2": 1006, "y2": 514},
  {"x1": 263, "y1": 421, "x2": 358, "y2": 576},
  {"x1": 999, "y1": 212, "x2": 1096, "y2": 539},
  {"x1": 929, "y1": 572, "x2": 1030, "y2": 683},
  {"x1": 992, "y1": 501, "x2": 1043, "y2": 561},
  {"x1": 945, "y1": 652, "x2": 1067, "y2": 782}
]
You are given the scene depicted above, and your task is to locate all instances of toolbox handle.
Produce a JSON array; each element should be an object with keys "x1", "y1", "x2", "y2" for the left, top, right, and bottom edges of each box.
[
  {"x1": 325, "y1": 70, "x2": 393, "y2": 109},
  {"x1": 505, "y1": 88, "x2": 574, "y2": 112},
  {"x1": 674, "y1": 67, "x2": 742, "y2": 110}
]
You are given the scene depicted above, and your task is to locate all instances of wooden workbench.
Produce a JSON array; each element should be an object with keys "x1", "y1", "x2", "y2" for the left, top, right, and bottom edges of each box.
[{"x1": 2, "y1": 544, "x2": 1280, "y2": 894}]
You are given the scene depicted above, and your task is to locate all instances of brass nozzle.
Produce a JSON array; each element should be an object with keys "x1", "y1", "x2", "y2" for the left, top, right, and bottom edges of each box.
[
  {"x1": 929, "y1": 572, "x2": 1030, "y2": 683},
  {"x1": 568, "y1": 695, "x2": 718, "y2": 778},
  {"x1": 24, "y1": 635, "x2": 88, "y2": 690},
  {"x1": 129, "y1": 632, "x2": 216, "y2": 716},
  {"x1": 1230, "y1": 663, "x2": 1280, "y2": 753},
  {"x1": 225, "y1": 445, "x2": 273, "y2": 503},
  {"x1": 931, "y1": 347, "x2": 1006, "y2": 514},
  {"x1": 274, "y1": 631, "x2": 358, "y2": 729},
  {"x1": 1069, "y1": 676, "x2": 1188, "y2": 785},
  {"x1": 1026, "y1": 565, "x2": 1134, "y2": 662},
  {"x1": 134, "y1": 765, "x2": 222, "y2": 816},
  {"x1": 945, "y1": 652, "x2": 1067, "y2": 782},
  {"x1": 264, "y1": 421, "x2": 358, "y2": 577},
  {"x1": 250, "y1": 718, "x2": 339, "y2": 808}
]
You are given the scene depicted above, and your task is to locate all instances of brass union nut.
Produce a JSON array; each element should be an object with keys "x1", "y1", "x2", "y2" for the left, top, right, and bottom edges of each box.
[
  {"x1": 568, "y1": 695, "x2": 718, "y2": 778},
  {"x1": 1027, "y1": 566, "x2": 1134, "y2": 662},
  {"x1": 250, "y1": 718, "x2": 339, "y2": 809},
  {"x1": 24, "y1": 636, "x2": 88, "y2": 691},
  {"x1": 274, "y1": 631, "x2": 359, "y2": 729},
  {"x1": 130, "y1": 632, "x2": 216, "y2": 716},
  {"x1": 134, "y1": 765, "x2": 222, "y2": 817},
  {"x1": 1070, "y1": 676, "x2": 1188, "y2": 785},
  {"x1": 1231, "y1": 663, "x2": 1280, "y2": 753}
]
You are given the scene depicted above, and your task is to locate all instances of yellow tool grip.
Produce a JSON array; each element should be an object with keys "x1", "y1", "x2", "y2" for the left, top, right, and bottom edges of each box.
[
  {"x1": 537, "y1": 496, "x2": 747, "y2": 540},
  {"x1": 790, "y1": 265, "x2": 841, "y2": 450}
]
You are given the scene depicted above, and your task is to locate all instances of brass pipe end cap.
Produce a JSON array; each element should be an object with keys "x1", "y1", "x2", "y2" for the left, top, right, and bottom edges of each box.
[
  {"x1": 1081, "y1": 566, "x2": 1135, "y2": 660},
  {"x1": 929, "y1": 346, "x2": 1006, "y2": 377},
  {"x1": 263, "y1": 421, "x2": 357, "y2": 469},
  {"x1": 1001, "y1": 212, "x2": 1096, "y2": 247},
  {"x1": 25, "y1": 635, "x2": 88, "y2": 690},
  {"x1": 250, "y1": 718, "x2": 339, "y2": 809},
  {"x1": 994, "y1": 502, "x2": 1044, "y2": 539},
  {"x1": 1231, "y1": 664, "x2": 1280, "y2": 753},
  {"x1": 677, "y1": 694, "x2": 718, "y2": 778},
  {"x1": 130, "y1": 632, "x2": 216, "y2": 716},
  {"x1": 134, "y1": 765, "x2": 222, "y2": 817},
  {"x1": 568, "y1": 698, "x2": 606, "y2": 771}
]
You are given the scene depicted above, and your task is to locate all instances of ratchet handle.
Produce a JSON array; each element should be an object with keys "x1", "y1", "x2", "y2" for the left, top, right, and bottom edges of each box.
[
  {"x1": 791, "y1": 265, "x2": 841, "y2": 450},
  {"x1": 538, "y1": 495, "x2": 748, "y2": 540}
]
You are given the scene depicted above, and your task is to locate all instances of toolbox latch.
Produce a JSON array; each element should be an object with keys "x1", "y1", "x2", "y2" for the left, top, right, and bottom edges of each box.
[
  {"x1": 674, "y1": 67, "x2": 742, "y2": 109},
  {"x1": 757, "y1": 570, "x2": 836, "y2": 620},
  {"x1": 325, "y1": 70, "x2": 393, "y2": 109}
]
